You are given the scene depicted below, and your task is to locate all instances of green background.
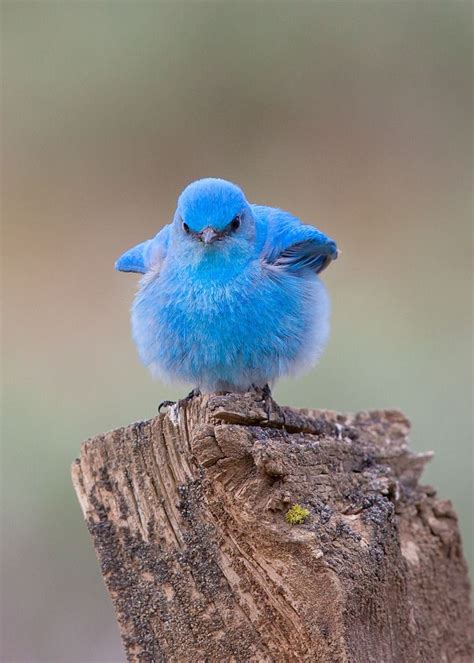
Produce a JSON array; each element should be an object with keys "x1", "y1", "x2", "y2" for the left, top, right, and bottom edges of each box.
[{"x1": 2, "y1": 2, "x2": 472, "y2": 661}]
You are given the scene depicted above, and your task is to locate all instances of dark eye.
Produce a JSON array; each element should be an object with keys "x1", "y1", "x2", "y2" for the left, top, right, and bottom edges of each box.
[
  {"x1": 230, "y1": 216, "x2": 241, "y2": 231},
  {"x1": 182, "y1": 221, "x2": 190, "y2": 234}
]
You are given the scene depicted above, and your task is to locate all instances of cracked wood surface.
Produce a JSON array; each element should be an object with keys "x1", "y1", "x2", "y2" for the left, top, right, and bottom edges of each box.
[{"x1": 72, "y1": 392, "x2": 473, "y2": 662}]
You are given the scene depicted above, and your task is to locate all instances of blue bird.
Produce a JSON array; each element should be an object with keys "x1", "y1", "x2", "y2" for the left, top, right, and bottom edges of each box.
[{"x1": 116, "y1": 178, "x2": 338, "y2": 396}]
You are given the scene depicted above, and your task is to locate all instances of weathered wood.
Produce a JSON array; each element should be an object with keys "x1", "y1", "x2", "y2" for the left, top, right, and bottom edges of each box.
[{"x1": 72, "y1": 392, "x2": 473, "y2": 662}]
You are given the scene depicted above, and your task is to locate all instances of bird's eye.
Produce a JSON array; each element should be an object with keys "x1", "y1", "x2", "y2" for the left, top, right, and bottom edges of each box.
[
  {"x1": 182, "y1": 221, "x2": 190, "y2": 234},
  {"x1": 230, "y1": 216, "x2": 241, "y2": 231}
]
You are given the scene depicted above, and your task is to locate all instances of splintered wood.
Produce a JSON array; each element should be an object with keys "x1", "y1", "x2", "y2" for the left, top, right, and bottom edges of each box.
[{"x1": 72, "y1": 392, "x2": 473, "y2": 662}]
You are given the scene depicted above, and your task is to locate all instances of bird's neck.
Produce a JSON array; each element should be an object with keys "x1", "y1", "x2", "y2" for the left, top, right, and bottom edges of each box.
[{"x1": 168, "y1": 245, "x2": 251, "y2": 283}]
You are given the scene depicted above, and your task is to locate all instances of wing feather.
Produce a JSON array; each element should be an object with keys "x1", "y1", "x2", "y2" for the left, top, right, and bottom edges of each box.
[
  {"x1": 115, "y1": 224, "x2": 171, "y2": 274},
  {"x1": 253, "y1": 205, "x2": 338, "y2": 275}
]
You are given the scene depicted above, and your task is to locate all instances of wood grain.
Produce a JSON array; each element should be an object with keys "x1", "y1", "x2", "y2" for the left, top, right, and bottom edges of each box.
[{"x1": 72, "y1": 392, "x2": 473, "y2": 662}]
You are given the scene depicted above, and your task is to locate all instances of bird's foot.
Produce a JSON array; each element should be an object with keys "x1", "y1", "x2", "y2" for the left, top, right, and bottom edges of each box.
[
  {"x1": 262, "y1": 383, "x2": 272, "y2": 399},
  {"x1": 181, "y1": 387, "x2": 202, "y2": 404},
  {"x1": 158, "y1": 388, "x2": 201, "y2": 414},
  {"x1": 250, "y1": 383, "x2": 275, "y2": 420},
  {"x1": 158, "y1": 399, "x2": 175, "y2": 413},
  {"x1": 250, "y1": 383, "x2": 272, "y2": 398}
]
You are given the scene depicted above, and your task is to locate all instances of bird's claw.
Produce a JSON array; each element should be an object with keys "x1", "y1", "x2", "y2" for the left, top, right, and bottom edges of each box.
[
  {"x1": 184, "y1": 388, "x2": 202, "y2": 401},
  {"x1": 158, "y1": 388, "x2": 201, "y2": 414},
  {"x1": 262, "y1": 383, "x2": 272, "y2": 398},
  {"x1": 158, "y1": 399, "x2": 176, "y2": 413},
  {"x1": 250, "y1": 383, "x2": 272, "y2": 398}
]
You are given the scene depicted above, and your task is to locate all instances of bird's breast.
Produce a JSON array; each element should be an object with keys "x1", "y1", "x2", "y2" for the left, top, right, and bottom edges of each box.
[
  {"x1": 160, "y1": 259, "x2": 262, "y2": 310},
  {"x1": 132, "y1": 258, "x2": 328, "y2": 386}
]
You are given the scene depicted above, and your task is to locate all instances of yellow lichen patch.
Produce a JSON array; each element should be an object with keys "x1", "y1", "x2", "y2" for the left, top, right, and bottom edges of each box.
[{"x1": 285, "y1": 504, "x2": 310, "y2": 525}]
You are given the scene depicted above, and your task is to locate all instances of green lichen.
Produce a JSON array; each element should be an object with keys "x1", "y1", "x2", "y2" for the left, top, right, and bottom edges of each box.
[{"x1": 285, "y1": 504, "x2": 310, "y2": 525}]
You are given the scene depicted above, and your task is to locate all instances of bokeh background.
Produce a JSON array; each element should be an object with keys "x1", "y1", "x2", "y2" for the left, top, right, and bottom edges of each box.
[{"x1": 2, "y1": 2, "x2": 472, "y2": 661}]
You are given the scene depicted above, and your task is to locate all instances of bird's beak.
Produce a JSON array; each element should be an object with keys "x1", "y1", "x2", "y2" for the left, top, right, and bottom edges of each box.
[{"x1": 199, "y1": 227, "x2": 219, "y2": 244}]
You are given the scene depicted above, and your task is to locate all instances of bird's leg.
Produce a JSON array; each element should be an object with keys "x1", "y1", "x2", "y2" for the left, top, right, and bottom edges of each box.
[
  {"x1": 181, "y1": 387, "x2": 201, "y2": 404},
  {"x1": 262, "y1": 383, "x2": 272, "y2": 398},
  {"x1": 250, "y1": 383, "x2": 272, "y2": 398},
  {"x1": 249, "y1": 383, "x2": 274, "y2": 420},
  {"x1": 158, "y1": 388, "x2": 201, "y2": 414}
]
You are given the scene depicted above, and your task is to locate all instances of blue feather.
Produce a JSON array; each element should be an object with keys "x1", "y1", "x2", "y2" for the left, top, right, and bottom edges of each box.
[
  {"x1": 115, "y1": 241, "x2": 151, "y2": 273},
  {"x1": 115, "y1": 178, "x2": 338, "y2": 393},
  {"x1": 115, "y1": 225, "x2": 171, "y2": 274},
  {"x1": 253, "y1": 205, "x2": 338, "y2": 274}
]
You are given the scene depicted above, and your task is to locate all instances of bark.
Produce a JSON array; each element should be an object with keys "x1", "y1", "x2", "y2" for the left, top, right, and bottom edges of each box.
[{"x1": 72, "y1": 392, "x2": 473, "y2": 662}]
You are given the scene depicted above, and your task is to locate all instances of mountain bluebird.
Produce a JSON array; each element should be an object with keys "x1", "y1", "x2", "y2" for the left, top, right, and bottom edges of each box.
[{"x1": 116, "y1": 178, "x2": 338, "y2": 395}]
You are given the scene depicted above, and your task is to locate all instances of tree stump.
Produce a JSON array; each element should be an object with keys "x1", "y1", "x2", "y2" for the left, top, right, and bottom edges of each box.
[{"x1": 71, "y1": 392, "x2": 473, "y2": 662}]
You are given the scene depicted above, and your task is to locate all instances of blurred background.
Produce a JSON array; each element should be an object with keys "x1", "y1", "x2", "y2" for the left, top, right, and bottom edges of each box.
[{"x1": 2, "y1": 2, "x2": 472, "y2": 661}]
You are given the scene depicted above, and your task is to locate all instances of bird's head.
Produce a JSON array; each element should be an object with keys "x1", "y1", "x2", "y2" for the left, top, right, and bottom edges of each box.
[{"x1": 172, "y1": 178, "x2": 255, "y2": 259}]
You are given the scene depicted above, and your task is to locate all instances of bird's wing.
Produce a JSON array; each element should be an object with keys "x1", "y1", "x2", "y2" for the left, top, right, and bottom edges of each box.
[
  {"x1": 115, "y1": 224, "x2": 171, "y2": 274},
  {"x1": 253, "y1": 205, "x2": 338, "y2": 275}
]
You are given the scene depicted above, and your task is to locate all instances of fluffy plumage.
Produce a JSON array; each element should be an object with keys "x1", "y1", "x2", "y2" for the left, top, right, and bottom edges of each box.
[{"x1": 116, "y1": 178, "x2": 338, "y2": 393}]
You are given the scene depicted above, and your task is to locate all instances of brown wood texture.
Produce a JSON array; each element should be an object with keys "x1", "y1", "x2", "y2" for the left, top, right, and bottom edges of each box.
[{"x1": 72, "y1": 392, "x2": 473, "y2": 662}]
